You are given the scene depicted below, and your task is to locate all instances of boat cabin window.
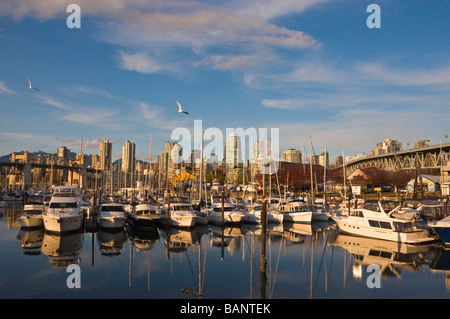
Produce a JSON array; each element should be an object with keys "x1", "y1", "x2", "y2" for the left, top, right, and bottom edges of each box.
[
  {"x1": 350, "y1": 211, "x2": 364, "y2": 218},
  {"x1": 136, "y1": 210, "x2": 155, "y2": 215},
  {"x1": 368, "y1": 220, "x2": 392, "y2": 229},
  {"x1": 101, "y1": 205, "x2": 124, "y2": 212},
  {"x1": 171, "y1": 205, "x2": 193, "y2": 211},
  {"x1": 53, "y1": 193, "x2": 77, "y2": 197},
  {"x1": 49, "y1": 202, "x2": 78, "y2": 209},
  {"x1": 213, "y1": 207, "x2": 234, "y2": 212}
]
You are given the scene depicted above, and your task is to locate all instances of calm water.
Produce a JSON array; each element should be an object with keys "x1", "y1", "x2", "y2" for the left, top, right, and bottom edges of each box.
[{"x1": 2, "y1": 201, "x2": 450, "y2": 299}]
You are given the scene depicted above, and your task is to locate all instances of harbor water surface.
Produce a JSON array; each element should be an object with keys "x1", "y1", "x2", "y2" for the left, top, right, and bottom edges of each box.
[{"x1": 2, "y1": 201, "x2": 450, "y2": 299}]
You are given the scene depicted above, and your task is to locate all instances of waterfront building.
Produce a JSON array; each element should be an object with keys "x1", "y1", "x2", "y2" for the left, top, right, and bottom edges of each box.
[
  {"x1": 319, "y1": 150, "x2": 329, "y2": 168},
  {"x1": 282, "y1": 148, "x2": 301, "y2": 164},
  {"x1": 99, "y1": 140, "x2": 112, "y2": 171},
  {"x1": 121, "y1": 140, "x2": 136, "y2": 173},
  {"x1": 226, "y1": 133, "x2": 241, "y2": 170},
  {"x1": 371, "y1": 139, "x2": 402, "y2": 155}
]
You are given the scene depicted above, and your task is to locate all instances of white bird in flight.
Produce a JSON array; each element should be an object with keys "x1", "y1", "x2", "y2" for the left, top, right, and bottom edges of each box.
[
  {"x1": 27, "y1": 78, "x2": 40, "y2": 92},
  {"x1": 176, "y1": 101, "x2": 189, "y2": 115}
]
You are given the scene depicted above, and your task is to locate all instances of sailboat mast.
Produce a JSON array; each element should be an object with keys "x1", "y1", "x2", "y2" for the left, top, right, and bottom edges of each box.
[
  {"x1": 199, "y1": 131, "x2": 204, "y2": 202},
  {"x1": 309, "y1": 137, "x2": 314, "y2": 206}
]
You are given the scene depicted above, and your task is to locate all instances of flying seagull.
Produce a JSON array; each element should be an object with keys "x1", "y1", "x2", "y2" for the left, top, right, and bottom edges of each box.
[
  {"x1": 176, "y1": 101, "x2": 189, "y2": 115},
  {"x1": 27, "y1": 78, "x2": 40, "y2": 92}
]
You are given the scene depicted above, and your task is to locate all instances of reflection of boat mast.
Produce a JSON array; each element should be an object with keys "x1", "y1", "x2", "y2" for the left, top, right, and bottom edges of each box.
[{"x1": 128, "y1": 240, "x2": 134, "y2": 288}]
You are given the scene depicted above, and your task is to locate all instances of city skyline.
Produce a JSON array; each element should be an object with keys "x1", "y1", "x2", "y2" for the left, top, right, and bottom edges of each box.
[{"x1": 1, "y1": 1, "x2": 449, "y2": 163}]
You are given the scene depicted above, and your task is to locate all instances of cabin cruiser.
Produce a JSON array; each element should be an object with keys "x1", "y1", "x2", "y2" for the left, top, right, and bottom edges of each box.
[
  {"x1": 128, "y1": 203, "x2": 160, "y2": 230},
  {"x1": 43, "y1": 186, "x2": 84, "y2": 233},
  {"x1": 97, "y1": 202, "x2": 127, "y2": 230},
  {"x1": 332, "y1": 200, "x2": 437, "y2": 244},
  {"x1": 2, "y1": 190, "x2": 22, "y2": 201},
  {"x1": 277, "y1": 199, "x2": 312, "y2": 223},
  {"x1": 19, "y1": 196, "x2": 45, "y2": 229},
  {"x1": 160, "y1": 197, "x2": 197, "y2": 228},
  {"x1": 207, "y1": 195, "x2": 245, "y2": 226},
  {"x1": 428, "y1": 216, "x2": 450, "y2": 246}
]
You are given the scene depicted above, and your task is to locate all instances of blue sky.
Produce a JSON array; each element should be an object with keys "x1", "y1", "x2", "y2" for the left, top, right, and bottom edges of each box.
[{"x1": 0, "y1": 0, "x2": 449, "y2": 163}]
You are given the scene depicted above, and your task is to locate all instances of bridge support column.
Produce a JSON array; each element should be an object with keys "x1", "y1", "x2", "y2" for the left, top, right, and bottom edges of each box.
[
  {"x1": 80, "y1": 167, "x2": 87, "y2": 189},
  {"x1": 23, "y1": 164, "x2": 32, "y2": 190}
]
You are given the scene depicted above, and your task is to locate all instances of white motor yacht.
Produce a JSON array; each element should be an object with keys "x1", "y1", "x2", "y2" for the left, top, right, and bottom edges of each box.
[
  {"x1": 43, "y1": 186, "x2": 84, "y2": 233},
  {"x1": 208, "y1": 195, "x2": 245, "y2": 226},
  {"x1": 128, "y1": 203, "x2": 160, "y2": 229},
  {"x1": 332, "y1": 200, "x2": 438, "y2": 244},
  {"x1": 97, "y1": 202, "x2": 127, "y2": 230},
  {"x1": 277, "y1": 199, "x2": 312, "y2": 223},
  {"x1": 160, "y1": 197, "x2": 197, "y2": 228},
  {"x1": 19, "y1": 203, "x2": 44, "y2": 229}
]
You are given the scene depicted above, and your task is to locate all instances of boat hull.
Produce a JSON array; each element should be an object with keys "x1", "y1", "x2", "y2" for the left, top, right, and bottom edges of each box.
[
  {"x1": 208, "y1": 212, "x2": 244, "y2": 225},
  {"x1": 283, "y1": 211, "x2": 312, "y2": 223},
  {"x1": 312, "y1": 211, "x2": 330, "y2": 221},
  {"x1": 160, "y1": 214, "x2": 196, "y2": 228},
  {"x1": 43, "y1": 214, "x2": 84, "y2": 233},
  {"x1": 128, "y1": 215, "x2": 159, "y2": 230},
  {"x1": 97, "y1": 216, "x2": 127, "y2": 230},
  {"x1": 19, "y1": 215, "x2": 43, "y2": 228},
  {"x1": 428, "y1": 222, "x2": 450, "y2": 245}
]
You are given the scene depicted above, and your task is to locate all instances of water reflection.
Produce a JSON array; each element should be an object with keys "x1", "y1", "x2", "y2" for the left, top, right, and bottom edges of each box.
[
  {"x1": 4, "y1": 201, "x2": 450, "y2": 298},
  {"x1": 16, "y1": 227, "x2": 44, "y2": 255},
  {"x1": 97, "y1": 229, "x2": 127, "y2": 256},
  {"x1": 330, "y1": 234, "x2": 438, "y2": 280},
  {"x1": 41, "y1": 231, "x2": 84, "y2": 267}
]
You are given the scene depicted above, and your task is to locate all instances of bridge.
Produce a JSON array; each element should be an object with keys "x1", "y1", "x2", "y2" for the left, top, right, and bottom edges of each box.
[
  {"x1": 0, "y1": 159, "x2": 98, "y2": 190},
  {"x1": 341, "y1": 142, "x2": 450, "y2": 177}
]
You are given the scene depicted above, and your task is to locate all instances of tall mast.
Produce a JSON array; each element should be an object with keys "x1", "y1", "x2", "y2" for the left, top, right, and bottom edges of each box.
[{"x1": 309, "y1": 137, "x2": 314, "y2": 206}]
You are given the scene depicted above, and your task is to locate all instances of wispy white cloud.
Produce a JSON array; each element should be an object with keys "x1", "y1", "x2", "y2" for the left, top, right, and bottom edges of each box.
[
  {"x1": 136, "y1": 102, "x2": 186, "y2": 130},
  {"x1": 118, "y1": 51, "x2": 169, "y2": 74},
  {"x1": 0, "y1": 0, "x2": 321, "y2": 76},
  {"x1": 0, "y1": 81, "x2": 16, "y2": 95},
  {"x1": 357, "y1": 62, "x2": 450, "y2": 87}
]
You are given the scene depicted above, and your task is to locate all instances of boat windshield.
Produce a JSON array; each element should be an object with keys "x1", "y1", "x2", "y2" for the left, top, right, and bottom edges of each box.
[
  {"x1": 213, "y1": 207, "x2": 234, "y2": 212},
  {"x1": 49, "y1": 202, "x2": 78, "y2": 209},
  {"x1": 101, "y1": 205, "x2": 124, "y2": 212},
  {"x1": 136, "y1": 210, "x2": 156, "y2": 215},
  {"x1": 53, "y1": 193, "x2": 78, "y2": 197},
  {"x1": 172, "y1": 205, "x2": 193, "y2": 211}
]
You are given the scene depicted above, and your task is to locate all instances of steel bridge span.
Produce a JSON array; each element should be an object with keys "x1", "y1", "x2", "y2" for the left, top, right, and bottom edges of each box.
[{"x1": 340, "y1": 142, "x2": 450, "y2": 177}]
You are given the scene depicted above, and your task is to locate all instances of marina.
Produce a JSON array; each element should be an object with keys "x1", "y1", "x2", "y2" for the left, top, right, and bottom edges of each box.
[{"x1": 3, "y1": 194, "x2": 450, "y2": 299}]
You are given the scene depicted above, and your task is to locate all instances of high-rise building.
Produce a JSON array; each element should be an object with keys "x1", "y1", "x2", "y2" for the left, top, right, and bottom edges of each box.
[
  {"x1": 122, "y1": 140, "x2": 136, "y2": 173},
  {"x1": 57, "y1": 146, "x2": 70, "y2": 162},
  {"x1": 226, "y1": 132, "x2": 241, "y2": 169},
  {"x1": 319, "y1": 151, "x2": 329, "y2": 168},
  {"x1": 282, "y1": 148, "x2": 301, "y2": 164},
  {"x1": 99, "y1": 140, "x2": 112, "y2": 171}
]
